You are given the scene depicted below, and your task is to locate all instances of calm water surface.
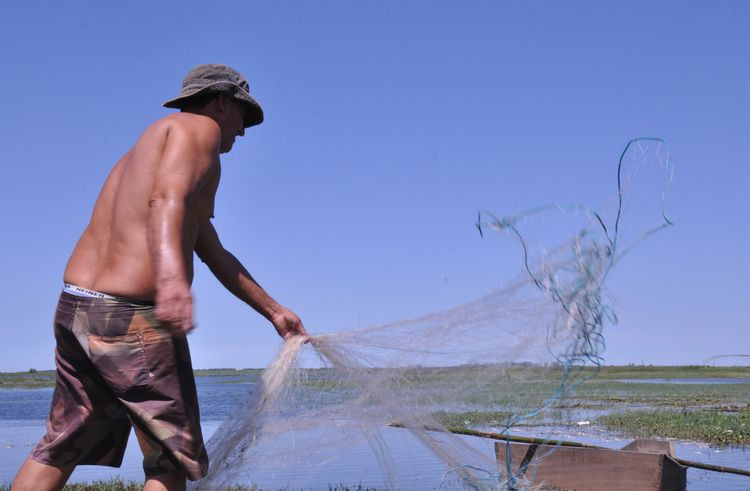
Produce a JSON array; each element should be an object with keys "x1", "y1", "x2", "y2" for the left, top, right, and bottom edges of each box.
[
  {"x1": 1, "y1": 376, "x2": 748, "y2": 489},
  {"x1": 0, "y1": 376, "x2": 249, "y2": 486}
]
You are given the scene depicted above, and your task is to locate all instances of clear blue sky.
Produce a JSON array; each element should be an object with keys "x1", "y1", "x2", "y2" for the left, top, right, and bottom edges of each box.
[{"x1": 1, "y1": 1, "x2": 747, "y2": 371}]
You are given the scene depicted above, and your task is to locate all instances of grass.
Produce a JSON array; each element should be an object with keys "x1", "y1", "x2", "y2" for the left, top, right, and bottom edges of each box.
[
  {"x1": 193, "y1": 368, "x2": 264, "y2": 377},
  {"x1": 572, "y1": 379, "x2": 750, "y2": 410},
  {"x1": 0, "y1": 479, "x2": 380, "y2": 490},
  {"x1": 62, "y1": 478, "x2": 142, "y2": 490},
  {"x1": 0, "y1": 477, "x2": 141, "y2": 490},
  {"x1": 588, "y1": 364, "x2": 750, "y2": 380},
  {"x1": 0, "y1": 369, "x2": 262, "y2": 388},
  {"x1": 598, "y1": 407, "x2": 750, "y2": 445},
  {"x1": 422, "y1": 379, "x2": 750, "y2": 446},
  {"x1": 3, "y1": 365, "x2": 748, "y2": 389},
  {"x1": 432, "y1": 410, "x2": 513, "y2": 428},
  {"x1": 0, "y1": 370, "x2": 56, "y2": 388}
]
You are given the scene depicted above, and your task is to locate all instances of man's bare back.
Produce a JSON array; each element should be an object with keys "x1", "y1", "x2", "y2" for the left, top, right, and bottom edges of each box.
[
  {"x1": 64, "y1": 113, "x2": 222, "y2": 301},
  {"x1": 61, "y1": 94, "x2": 302, "y2": 337}
]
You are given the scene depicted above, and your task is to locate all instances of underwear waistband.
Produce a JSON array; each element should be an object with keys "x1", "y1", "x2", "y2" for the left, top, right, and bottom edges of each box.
[{"x1": 63, "y1": 283, "x2": 130, "y2": 302}]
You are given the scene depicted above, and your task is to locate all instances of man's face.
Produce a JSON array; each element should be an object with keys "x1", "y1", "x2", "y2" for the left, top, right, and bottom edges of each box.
[{"x1": 219, "y1": 99, "x2": 248, "y2": 154}]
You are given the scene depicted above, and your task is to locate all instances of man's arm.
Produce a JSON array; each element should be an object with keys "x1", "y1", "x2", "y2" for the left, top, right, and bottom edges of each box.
[
  {"x1": 148, "y1": 122, "x2": 219, "y2": 333},
  {"x1": 194, "y1": 221, "x2": 308, "y2": 340}
]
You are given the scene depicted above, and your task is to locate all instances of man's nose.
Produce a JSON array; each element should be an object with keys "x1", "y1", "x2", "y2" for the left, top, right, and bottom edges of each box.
[{"x1": 238, "y1": 127, "x2": 245, "y2": 137}]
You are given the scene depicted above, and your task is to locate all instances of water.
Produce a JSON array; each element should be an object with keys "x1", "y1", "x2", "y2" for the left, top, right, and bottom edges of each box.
[
  {"x1": 1, "y1": 377, "x2": 748, "y2": 489},
  {"x1": 0, "y1": 376, "x2": 249, "y2": 486}
]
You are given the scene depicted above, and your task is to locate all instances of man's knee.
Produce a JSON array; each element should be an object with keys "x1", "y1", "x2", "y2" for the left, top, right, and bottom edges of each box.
[{"x1": 12, "y1": 456, "x2": 74, "y2": 491}]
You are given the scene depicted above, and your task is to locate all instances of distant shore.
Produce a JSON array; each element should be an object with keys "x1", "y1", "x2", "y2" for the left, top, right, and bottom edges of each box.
[
  {"x1": 0, "y1": 368, "x2": 263, "y2": 389},
  {"x1": 2, "y1": 365, "x2": 747, "y2": 389}
]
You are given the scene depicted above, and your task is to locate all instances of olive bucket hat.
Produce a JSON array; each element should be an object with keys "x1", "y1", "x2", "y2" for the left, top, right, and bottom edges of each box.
[{"x1": 163, "y1": 64, "x2": 264, "y2": 127}]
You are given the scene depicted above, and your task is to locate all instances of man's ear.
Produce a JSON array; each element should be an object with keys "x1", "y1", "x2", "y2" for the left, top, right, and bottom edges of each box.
[{"x1": 216, "y1": 93, "x2": 231, "y2": 113}]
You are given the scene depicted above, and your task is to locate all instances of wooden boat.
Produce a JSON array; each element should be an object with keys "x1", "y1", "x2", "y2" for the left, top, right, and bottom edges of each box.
[{"x1": 495, "y1": 438, "x2": 687, "y2": 491}]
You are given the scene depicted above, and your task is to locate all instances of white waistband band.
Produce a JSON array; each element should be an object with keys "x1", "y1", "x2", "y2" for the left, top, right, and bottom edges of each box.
[{"x1": 63, "y1": 283, "x2": 129, "y2": 302}]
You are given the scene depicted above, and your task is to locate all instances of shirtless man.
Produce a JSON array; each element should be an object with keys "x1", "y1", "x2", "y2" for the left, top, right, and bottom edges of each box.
[{"x1": 12, "y1": 64, "x2": 307, "y2": 491}]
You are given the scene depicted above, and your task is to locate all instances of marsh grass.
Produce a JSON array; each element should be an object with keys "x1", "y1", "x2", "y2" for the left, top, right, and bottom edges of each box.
[
  {"x1": 2, "y1": 365, "x2": 747, "y2": 389},
  {"x1": 432, "y1": 410, "x2": 514, "y2": 428},
  {"x1": 425, "y1": 380, "x2": 750, "y2": 445},
  {"x1": 588, "y1": 365, "x2": 750, "y2": 380},
  {"x1": 193, "y1": 368, "x2": 263, "y2": 377},
  {"x1": 0, "y1": 369, "x2": 264, "y2": 389},
  {"x1": 599, "y1": 408, "x2": 750, "y2": 445},
  {"x1": 0, "y1": 370, "x2": 56, "y2": 388},
  {"x1": 572, "y1": 380, "x2": 750, "y2": 410}
]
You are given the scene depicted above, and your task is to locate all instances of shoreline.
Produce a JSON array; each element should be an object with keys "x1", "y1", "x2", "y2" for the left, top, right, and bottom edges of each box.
[{"x1": 2, "y1": 365, "x2": 748, "y2": 389}]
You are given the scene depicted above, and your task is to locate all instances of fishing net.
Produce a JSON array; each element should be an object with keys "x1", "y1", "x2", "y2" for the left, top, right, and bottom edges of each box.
[{"x1": 192, "y1": 138, "x2": 673, "y2": 490}]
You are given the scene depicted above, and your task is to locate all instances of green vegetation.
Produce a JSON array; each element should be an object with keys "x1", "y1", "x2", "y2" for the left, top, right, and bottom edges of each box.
[
  {"x1": 572, "y1": 379, "x2": 750, "y2": 410},
  {"x1": 0, "y1": 478, "x2": 141, "y2": 491},
  {"x1": 599, "y1": 407, "x2": 750, "y2": 445},
  {"x1": 587, "y1": 365, "x2": 750, "y2": 380},
  {"x1": 0, "y1": 368, "x2": 263, "y2": 388},
  {"x1": 0, "y1": 370, "x2": 56, "y2": 388},
  {"x1": 422, "y1": 377, "x2": 750, "y2": 446},
  {"x1": 193, "y1": 368, "x2": 263, "y2": 377},
  {"x1": 433, "y1": 410, "x2": 513, "y2": 428},
  {"x1": 62, "y1": 478, "x2": 142, "y2": 490},
  {"x1": 3, "y1": 365, "x2": 747, "y2": 389},
  {"x1": 0, "y1": 480, "x2": 380, "y2": 491}
]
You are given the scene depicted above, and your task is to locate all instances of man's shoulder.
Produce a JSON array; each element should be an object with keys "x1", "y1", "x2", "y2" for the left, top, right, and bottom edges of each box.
[{"x1": 146, "y1": 113, "x2": 221, "y2": 146}]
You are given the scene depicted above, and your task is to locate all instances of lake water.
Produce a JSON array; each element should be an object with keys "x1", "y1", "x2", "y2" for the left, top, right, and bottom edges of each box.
[
  {"x1": 0, "y1": 376, "x2": 247, "y2": 486},
  {"x1": 1, "y1": 376, "x2": 749, "y2": 489}
]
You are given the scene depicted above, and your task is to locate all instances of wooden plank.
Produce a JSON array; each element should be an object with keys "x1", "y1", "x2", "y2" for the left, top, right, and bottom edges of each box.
[
  {"x1": 622, "y1": 439, "x2": 676, "y2": 457},
  {"x1": 495, "y1": 441, "x2": 686, "y2": 491}
]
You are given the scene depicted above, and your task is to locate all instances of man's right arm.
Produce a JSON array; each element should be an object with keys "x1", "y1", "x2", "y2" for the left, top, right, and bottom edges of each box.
[
  {"x1": 194, "y1": 221, "x2": 308, "y2": 341},
  {"x1": 148, "y1": 120, "x2": 219, "y2": 333}
]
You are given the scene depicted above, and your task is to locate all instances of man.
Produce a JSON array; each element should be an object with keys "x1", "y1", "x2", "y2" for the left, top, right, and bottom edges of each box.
[{"x1": 12, "y1": 64, "x2": 308, "y2": 491}]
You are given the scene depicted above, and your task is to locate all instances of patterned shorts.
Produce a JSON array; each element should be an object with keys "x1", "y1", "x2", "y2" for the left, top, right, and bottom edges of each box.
[{"x1": 31, "y1": 291, "x2": 208, "y2": 481}]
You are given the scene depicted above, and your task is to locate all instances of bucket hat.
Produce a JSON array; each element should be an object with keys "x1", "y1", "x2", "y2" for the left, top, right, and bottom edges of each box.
[{"x1": 163, "y1": 64, "x2": 264, "y2": 127}]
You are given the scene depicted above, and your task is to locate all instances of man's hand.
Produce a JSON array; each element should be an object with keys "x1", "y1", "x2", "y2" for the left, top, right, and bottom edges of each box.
[
  {"x1": 270, "y1": 306, "x2": 309, "y2": 342},
  {"x1": 155, "y1": 280, "x2": 194, "y2": 334}
]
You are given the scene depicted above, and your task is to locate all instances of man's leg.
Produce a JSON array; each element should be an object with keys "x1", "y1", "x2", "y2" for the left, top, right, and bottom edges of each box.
[
  {"x1": 144, "y1": 471, "x2": 187, "y2": 491},
  {"x1": 11, "y1": 457, "x2": 74, "y2": 491}
]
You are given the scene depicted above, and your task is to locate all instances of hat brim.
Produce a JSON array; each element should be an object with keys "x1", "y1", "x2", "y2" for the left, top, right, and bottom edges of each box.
[{"x1": 162, "y1": 81, "x2": 264, "y2": 128}]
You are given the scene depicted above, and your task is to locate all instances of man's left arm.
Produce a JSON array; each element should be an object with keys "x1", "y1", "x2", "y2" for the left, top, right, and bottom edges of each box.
[{"x1": 194, "y1": 221, "x2": 308, "y2": 340}]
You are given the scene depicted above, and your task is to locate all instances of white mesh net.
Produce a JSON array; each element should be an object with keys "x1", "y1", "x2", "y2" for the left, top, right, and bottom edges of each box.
[{"x1": 192, "y1": 138, "x2": 673, "y2": 490}]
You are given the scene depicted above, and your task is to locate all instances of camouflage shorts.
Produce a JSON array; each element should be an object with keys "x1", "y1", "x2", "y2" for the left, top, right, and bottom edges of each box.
[{"x1": 31, "y1": 291, "x2": 208, "y2": 481}]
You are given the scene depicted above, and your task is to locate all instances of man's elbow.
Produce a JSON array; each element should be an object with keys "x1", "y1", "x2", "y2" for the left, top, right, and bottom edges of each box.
[
  {"x1": 194, "y1": 247, "x2": 209, "y2": 265},
  {"x1": 194, "y1": 241, "x2": 227, "y2": 268}
]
